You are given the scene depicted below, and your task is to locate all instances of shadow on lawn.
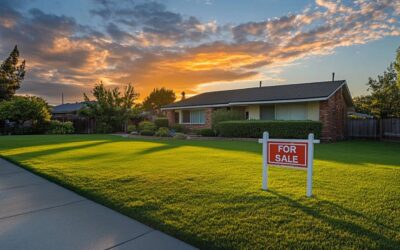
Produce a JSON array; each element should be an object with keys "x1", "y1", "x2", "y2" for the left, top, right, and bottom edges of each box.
[
  {"x1": 268, "y1": 190, "x2": 399, "y2": 248},
  {"x1": 5, "y1": 140, "x2": 112, "y2": 160}
]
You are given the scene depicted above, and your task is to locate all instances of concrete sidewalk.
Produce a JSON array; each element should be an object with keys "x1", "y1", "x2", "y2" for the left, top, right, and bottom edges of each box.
[{"x1": 0, "y1": 158, "x2": 196, "y2": 250}]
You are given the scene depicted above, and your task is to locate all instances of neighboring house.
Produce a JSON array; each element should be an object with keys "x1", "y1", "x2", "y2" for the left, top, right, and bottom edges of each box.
[
  {"x1": 52, "y1": 102, "x2": 94, "y2": 133},
  {"x1": 52, "y1": 102, "x2": 88, "y2": 121},
  {"x1": 161, "y1": 80, "x2": 354, "y2": 141}
]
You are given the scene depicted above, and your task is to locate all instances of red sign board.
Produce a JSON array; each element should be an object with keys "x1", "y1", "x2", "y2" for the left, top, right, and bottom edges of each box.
[{"x1": 267, "y1": 142, "x2": 308, "y2": 168}]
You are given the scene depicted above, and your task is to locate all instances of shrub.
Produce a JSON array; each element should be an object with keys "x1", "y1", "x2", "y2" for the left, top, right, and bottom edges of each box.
[
  {"x1": 154, "y1": 118, "x2": 169, "y2": 128},
  {"x1": 173, "y1": 132, "x2": 186, "y2": 139},
  {"x1": 212, "y1": 109, "x2": 245, "y2": 133},
  {"x1": 140, "y1": 130, "x2": 155, "y2": 136},
  {"x1": 217, "y1": 120, "x2": 322, "y2": 139},
  {"x1": 171, "y1": 124, "x2": 186, "y2": 133},
  {"x1": 155, "y1": 127, "x2": 170, "y2": 137},
  {"x1": 138, "y1": 121, "x2": 156, "y2": 132},
  {"x1": 199, "y1": 128, "x2": 216, "y2": 137},
  {"x1": 127, "y1": 124, "x2": 136, "y2": 133},
  {"x1": 48, "y1": 120, "x2": 75, "y2": 134}
]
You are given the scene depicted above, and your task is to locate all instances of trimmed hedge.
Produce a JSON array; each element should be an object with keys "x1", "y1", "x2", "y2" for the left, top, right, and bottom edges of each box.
[
  {"x1": 198, "y1": 128, "x2": 216, "y2": 137},
  {"x1": 217, "y1": 120, "x2": 322, "y2": 139},
  {"x1": 154, "y1": 118, "x2": 169, "y2": 128},
  {"x1": 155, "y1": 127, "x2": 170, "y2": 137},
  {"x1": 138, "y1": 121, "x2": 156, "y2": 132}
]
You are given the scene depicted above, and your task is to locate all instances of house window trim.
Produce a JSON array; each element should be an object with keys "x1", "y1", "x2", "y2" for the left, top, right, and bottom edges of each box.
[{"x1": 180, "y1": 109, "x2": 206, "y2": 125}]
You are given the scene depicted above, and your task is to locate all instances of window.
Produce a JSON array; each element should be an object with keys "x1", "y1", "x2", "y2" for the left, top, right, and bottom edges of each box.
[
  {"x1": 181, "y1": 109, "x2": 205, "y2": 124},
  {"x1": 174, "y1": 111, "x2": 180, "y2": 123},
  {"x1": 182, "y1": 110, "x2": 190, "y2": 123},
  {"x1": 260, "y1": 105, "x2": 275, "y2": 120},
  {"x1": 245, "y1": 111, "x2": 249, "y2": 120}
]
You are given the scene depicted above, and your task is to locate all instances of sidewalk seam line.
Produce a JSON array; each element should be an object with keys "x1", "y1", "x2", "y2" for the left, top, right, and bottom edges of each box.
[
  {"x1": 0, "y1": 182, "x2": 45, "y2": 191},
  {"x1": 105, "y1": 229, "x2": 155, "y2": 250},
  {"x1": 0, "y1": 199, "x2": 87, "y2": 220}
]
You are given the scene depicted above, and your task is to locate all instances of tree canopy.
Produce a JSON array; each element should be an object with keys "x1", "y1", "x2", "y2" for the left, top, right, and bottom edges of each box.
[
  {"x1": 0, "y1": 96, "x2": 51, "y2": 132},
  {"x1": 142, "y1": 88, "x2": 176, "y2": 114},
  {"x1": 353, "y1": 48, "x2": 400, "y2": 118},
  {"x1": 81, "y1": 83, "x2": 140, "y2": 133},
  {"x1": 0, "y1": 45, "x2": 25, "y2": 100}
]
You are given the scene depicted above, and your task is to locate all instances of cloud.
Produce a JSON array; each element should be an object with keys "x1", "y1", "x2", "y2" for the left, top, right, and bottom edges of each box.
[{"x1": 0, "y1": 0, "x2": 399, "y2": 104}]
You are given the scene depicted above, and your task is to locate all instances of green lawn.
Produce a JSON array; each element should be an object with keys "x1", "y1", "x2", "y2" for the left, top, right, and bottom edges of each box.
[{"x1": 0, "y1": 135, "x2": 399, "y2": 249}]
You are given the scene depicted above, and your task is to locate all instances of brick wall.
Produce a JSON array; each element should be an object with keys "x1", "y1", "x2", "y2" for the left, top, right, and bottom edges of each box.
[
  {"x1": 166, "y1": 110, "x2": 175, "y2": 126},
  {"x1": 319, "y1": 88, "x2": 347, "y2": 141}
]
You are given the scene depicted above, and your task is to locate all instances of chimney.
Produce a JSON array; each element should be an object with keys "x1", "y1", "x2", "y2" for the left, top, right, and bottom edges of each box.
[
  {"x1": 332, "y1": 72, "x2": 335, "y2": 82},
  {"x1": 259, "y1": 81, "x2": 262, "y2": 88}
]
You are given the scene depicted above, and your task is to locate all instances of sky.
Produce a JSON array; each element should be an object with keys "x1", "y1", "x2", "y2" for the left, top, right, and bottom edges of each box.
[{"x1": 0, "y1": 0, "x2": 399, "y2": 105}]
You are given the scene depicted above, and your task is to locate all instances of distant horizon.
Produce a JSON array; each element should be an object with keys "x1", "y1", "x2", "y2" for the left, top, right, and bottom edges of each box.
[{"x1": 1, "y1": 0, "x2": 399, "y2": 105}]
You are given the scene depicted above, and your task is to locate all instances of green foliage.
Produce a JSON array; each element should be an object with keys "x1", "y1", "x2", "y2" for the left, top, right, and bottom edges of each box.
[
  {"x1": 198, "y1": 128, "x2": 216, "y2": 137},
  {"x1": 142, "y1": 87, "x2": 176, "y2": 114},
  {"x1": 0, "y1": 45, "x2": 25, "y2": 100},
  {"x1": 354, "y1": 49, "x2": 400, "y2": 118},
  {"x1": 365, "y1": 63, "x2": 400, "y2": 118},
  {"x1": 1, "y1": 135, "x2": 399, "y2": 249},
  {"x1": 0, "y1": 96, "x2": 51, "y2": 134},
  {"x1": 140, "y1": 130, "x2": 155, "y2": 136},
  {"x1": 138, "y1": 121, "x2": 156, "y2": 132},
  {"x1": 353, "y1": 95, "x2": 373, "y2": 116},
  {"x1": 155, "y1": 127, "x2": 170, "y2": 137},
  {"x1": 395, "y1": 46, "x2": 400, "y2": 87},
  {"x1": 48, "y1": 120, "x2": 74, "y2": 134},
  {"x1": 211, "y1": 109, "x2": 245, "y2": 133},
  {"x1": 154, "y1": 117, "x2": 169, "y2": 128},
  {"x1": 217, "y1": 120, "x2": 322, "y2": 138},
  {"x1": 173, "y1": 132, "x2": 186, "y2": 139},
  {"x1": 127, "y1": 124, "x2": 136, "y2": 133},
  {"x1": 171, "y1": 124, "x2": 186, "y2": 133},
  {"x1": 81, "y1": 83, "x2": 140, "y2": 133}
]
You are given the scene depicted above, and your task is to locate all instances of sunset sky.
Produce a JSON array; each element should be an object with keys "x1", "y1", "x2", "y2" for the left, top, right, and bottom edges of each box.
[{"x1": 1, "y1": 0, "x2": 399, "y2": 104}]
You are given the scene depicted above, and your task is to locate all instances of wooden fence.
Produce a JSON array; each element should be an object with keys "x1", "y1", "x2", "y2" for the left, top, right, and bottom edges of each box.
[{"x1": 346, "y1": 118, "x2": 400, "y2": 140}]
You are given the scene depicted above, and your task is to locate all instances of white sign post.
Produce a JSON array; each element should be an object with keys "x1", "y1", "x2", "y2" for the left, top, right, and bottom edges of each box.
[{"x1": 259, "y1": 132, "x2": 319, "y2": 197}]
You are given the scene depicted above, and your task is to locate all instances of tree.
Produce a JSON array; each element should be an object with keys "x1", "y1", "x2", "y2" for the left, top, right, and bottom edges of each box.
[
  {"x1": 81, "y1": 83, "x2": 140, "y2": 133},
  {"x1": 353, "y1": 95, "x2": 373, "y2": 115},
  {"x1": 365, "y1": 63, "x2": 400, "y2": 118},
  {"x1": 142, "y1": 88, "x2": 176, "y2": 115},
  {"x1": 395, "y1": 46, "x2": 400, "y2": 87},
  {"x1": 0, "y1": 45, "x2": 25, "y2": 100},
  {"x1": 0, "y1": 96, "x2": 51, "y2": 133}
]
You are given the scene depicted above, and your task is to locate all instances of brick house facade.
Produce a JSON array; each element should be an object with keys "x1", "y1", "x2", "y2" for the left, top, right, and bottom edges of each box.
[
  {"x1": 162, "y1": 81, "x2": 353, "y2": 141},
  {"x1": 319, "y1": 88, "x2": 348, "y2": 141}
]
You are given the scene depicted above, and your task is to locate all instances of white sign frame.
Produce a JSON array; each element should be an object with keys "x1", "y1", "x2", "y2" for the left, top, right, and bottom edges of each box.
[{"x1": 258, "y1": 132, "x2": 320, "y2": 197}]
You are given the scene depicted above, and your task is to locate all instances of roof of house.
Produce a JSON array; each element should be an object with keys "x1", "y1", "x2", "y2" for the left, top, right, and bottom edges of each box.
[
  {"x1": 52, "y1": 102, "x2": 87, "y2": 114},
  {"x1": 162, "y1": 80, "x2": 353, "y2": 110}
]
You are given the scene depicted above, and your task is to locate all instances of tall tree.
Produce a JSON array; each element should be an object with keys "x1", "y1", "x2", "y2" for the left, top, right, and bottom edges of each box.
[
  {"x1": 0, "y1": 45, "x2": 25, "y2": 100},
  {"x1": 81, "y1": 83, "x2": 140, "y2": 133},
  {"x1": 358, "y1": 63, "x2": 400, "y2": 118},
  {"x1": 142, "y1": 87, "x2": 176, "y2": 114},
  {"x1": 395, "y1": 46, "x2": 400, "y2": 87}
]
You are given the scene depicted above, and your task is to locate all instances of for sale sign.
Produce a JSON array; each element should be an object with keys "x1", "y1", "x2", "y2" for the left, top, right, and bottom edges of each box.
[
  {"x1": 259, "y1": 132, "x2": 320, "y2": 197},
  {"x1": 268, "y1": 142, "x2": 308, "y2": 168}
]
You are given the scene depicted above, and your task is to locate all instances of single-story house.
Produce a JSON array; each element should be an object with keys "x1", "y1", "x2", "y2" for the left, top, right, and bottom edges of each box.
[
  {"x1": 161, "y1": 80, "x2": 354, "y2": 141},
  {"x1": 52, "y1": 102, "x2": 94, "y2": 133},
  {"x1": 52, "y1": 102, "x2": 88, "y2": 121}
]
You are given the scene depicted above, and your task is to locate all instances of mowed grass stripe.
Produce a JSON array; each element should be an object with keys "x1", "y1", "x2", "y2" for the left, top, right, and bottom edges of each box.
[{"x1": 0, "y1": 135, "x2": 399, "y2": 249}]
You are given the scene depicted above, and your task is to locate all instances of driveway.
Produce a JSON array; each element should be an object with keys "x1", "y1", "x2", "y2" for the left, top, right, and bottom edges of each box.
[{"x1": 0, "y1": 158, "x2": 196, "y2": 250}]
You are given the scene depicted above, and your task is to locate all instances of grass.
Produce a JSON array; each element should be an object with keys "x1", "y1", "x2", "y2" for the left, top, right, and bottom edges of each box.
[{"x1": 0, "y1": 135, "x2": 399, "y2": 249}]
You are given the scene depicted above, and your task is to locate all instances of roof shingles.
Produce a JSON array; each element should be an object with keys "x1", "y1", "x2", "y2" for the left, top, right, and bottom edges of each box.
[{"x1": 163, "y1": 80, "x2": 347, "y2": 109}]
